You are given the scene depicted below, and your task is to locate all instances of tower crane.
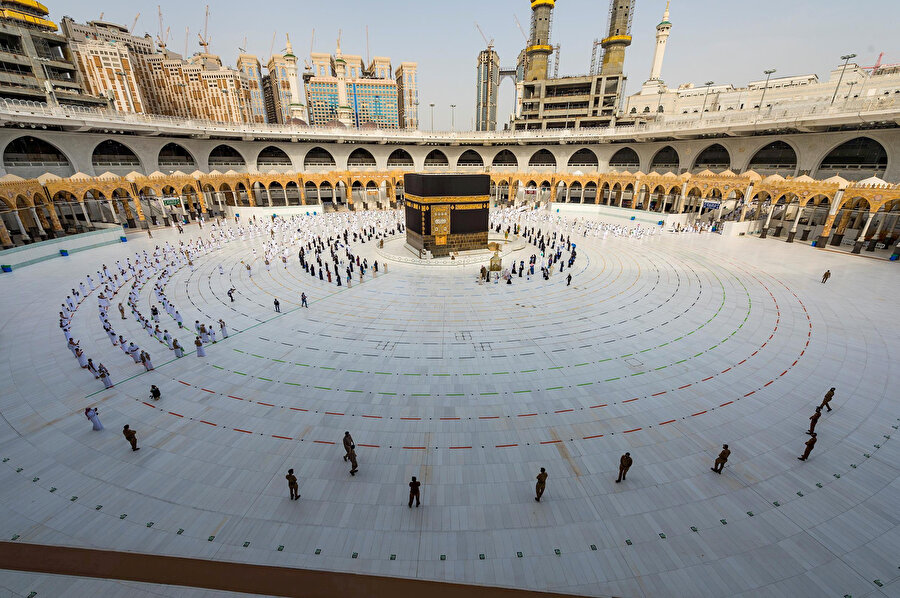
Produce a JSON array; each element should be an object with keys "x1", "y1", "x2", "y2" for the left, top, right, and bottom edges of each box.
[
  {"x1": 130, "y1": 13, "x2": 140, "y2": 34},
  {"x1": 156, "y1": 6, "x2": 168, "y2": 52},
  {"x1": 474, "y1": 22, "x2": 494, "y2": 50},
  {"x1": 304, "y1": 29, "x2": 315, "y2": 70},
  {"x1": 269, "y1": 31, "x2": 277, "y2": 58},
  {"x1": 513, "y1": 14, "x2": 528, "y2": 42},
  {"x1": 184, "y1": 27, "x2": 190, "y2": 58},
  {"x1": 238, "y1": 36, "x2": 248, "y2": 54},
  {"x1": 197, "y1": 4, "x2": 210, "y2": 54}
]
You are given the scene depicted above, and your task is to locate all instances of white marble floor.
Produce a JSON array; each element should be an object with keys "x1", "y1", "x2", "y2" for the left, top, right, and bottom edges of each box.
[{"x1": 0, "y1": 214, "x2": 897, "y2": 598}]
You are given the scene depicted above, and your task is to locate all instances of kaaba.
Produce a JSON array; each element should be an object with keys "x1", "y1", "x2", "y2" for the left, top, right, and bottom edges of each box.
[{"x1": 404, "y1": 173, "x2": 490, "y2": 257}]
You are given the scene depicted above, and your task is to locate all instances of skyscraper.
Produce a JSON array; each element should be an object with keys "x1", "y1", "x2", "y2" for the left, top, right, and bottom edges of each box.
[
  {"x1": 475, "y1": 46, "x2": 500, "y2": 131},
  {"x1": 237, "y1": 54, "x2": 268, "y2": 123},
  {"x1": 395, "y1": 62, "x2": 418, "y2": 129}
]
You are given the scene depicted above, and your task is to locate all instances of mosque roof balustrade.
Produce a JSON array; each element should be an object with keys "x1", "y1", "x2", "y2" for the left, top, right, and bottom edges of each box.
[{"x1": 1, "y1": 95, "x2": 898, "y2": 145}]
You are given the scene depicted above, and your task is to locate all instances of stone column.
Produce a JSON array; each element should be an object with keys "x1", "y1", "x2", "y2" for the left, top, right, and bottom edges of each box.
[
  {"x1": 760, "y1": 204, "x2": 775, "y2": 238},
  {"x1": 265, "y1": 188, "x2": 273, "y2": 207},
  {"x1": 786, "y1": 205, "x2": 803, "y2": 243},
  {"x1": 79, "y1": 201, "x2": 93, "y2": 230},
  {"x1": 30, "y1": 206, "x2": 46, "y2": 236},
  {"x1": 12, "y1": 210, "x2": 30, "y2": 241},
  {"x1": 867, "y1": 215, "x2": 887, "y2": 252},
  {"x1": 565, "y1": 187, "x2": 570, "y2": 203},
  {"x1": 678, "y1": 182, "x2": 688, "y2": 212},
  {"x1": 851, "y1": 212, "x2": 876, "y2": 254},
  {"x1": 816, "y1": 189, "x2": 843, "y2": 248},
  {"x1": 107, "y1": 200, "x2": 120, "y2": 224},
  {"x1": 45, "y1": 203, "x2": 63, "y2": 234},
  {"x1": 0, "y1": 216, "x2": 12, "y2": 248},
  {"x1": 157, "y1": 198, "x2": 169, "y2": 226}
]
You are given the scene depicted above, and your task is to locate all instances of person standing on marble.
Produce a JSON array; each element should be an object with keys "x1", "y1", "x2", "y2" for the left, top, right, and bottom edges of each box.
[
  {"x1": 616, "y1": 453, "x2": 632, "y2": 483},
  {"x1": 342, "y1": 431, "x2": 355, "y2": 461},
  {"x1": 227, "y1": 288, "x2": 235, "y2": 303},
  {"x1": 807, "y1": 407, "x2": 822, "y2": 435},
  {"x1": 98, "y1": 364, "x2": 113, "y2": 389},
  {"x1": 174, "y1": 310, "x2": 183, "y2": 328},
  {"x1": 84, "y1": 407, "x2": 103, "y2": 431},
  {"x1": 195, "y1": 337, "x2": 205, "y2": 357},
  {"x1": 798, "y1": 433, "x2": 817, "y2": 461},
  {"x1": 711, "y1": 444, "x2": 730, "y2": 474},
  {"x1": 86, "y1": 358, "x2": 99, "y2": 379},
  {"x1": 150, "y1": 385, "x2": 161, "y2": 401},
  {"x1": 408, "y1": 476, "x2": 421, "y2": 508},
  {"x1": 301, "y1": 292, "x2": 308, "y2": 308},
  {"x1": 123, "y1": 425, "x2": 139, "y2": 451},
  {"x1": 348, "y1": 448, "x2": 358, "y2": 476},
  {"x1": 821, "y1": 270, "x2": 831, "y2": 283},
  {"x1": 274, "y1": 298, "x2": 281, "y2": 313},
  {"x1": 819, "y1": 388, "x2": 835, "y2": 412},
  {"x1": 218, "y1": 319, "x2": 228, "y2": 339},
  {"x1": 118, "y1": 303, "x2": 126, "y2": 320},
  {"x1": 286, "y1": 468, "x2": 299, "y2": 500},
  {"x1": 75, "y1": 346, "x2": 88, "y2": 369},
  {"x1": 535, "y1": 468, "x2": 548, "y2": 501},
  {"x1": 567, "y1": 273, "x2": 572, "y2": 286},
  {"x1": 172, "y1": 338, "x2": 184, "y2": 358}
]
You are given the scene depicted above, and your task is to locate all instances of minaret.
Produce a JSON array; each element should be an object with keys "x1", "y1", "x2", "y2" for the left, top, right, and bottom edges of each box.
[
  {"x1": 333, "y1": 37, "x2": 353, "y2": 126},
  {"x1": 648, "y1": 2, "x2": 671, "y2": 83},
  {"x1": 600, "y1": 0, "x2": 633, "y2": 75},
  {"x1": 283, "y1": 34, "x2": 308, "y2": 122},
  {"x1": 524, "y1": 0, "x2": 555, "y2": 82}
]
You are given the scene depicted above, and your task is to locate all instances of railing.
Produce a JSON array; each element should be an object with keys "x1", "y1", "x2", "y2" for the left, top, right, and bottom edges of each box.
[{"x1": 0, "y1": 96, "x2": 897, "y2": 144}]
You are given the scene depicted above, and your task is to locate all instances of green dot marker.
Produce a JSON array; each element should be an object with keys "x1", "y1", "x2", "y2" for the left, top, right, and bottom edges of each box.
[
  {"x1": 440, "y1": 554, "x2": 446, "y2": 561},
  {"x1": 659, "y1": 533, "x2": 667, "y2": 539},
  {"x1": 70, "y1": 496, "x2": 78, "y2": 502},
  {"x1": 590, "y1": 544, "x2": 597, "y2": 551},
  {"x1": 95, "y1": 505, "x2": 102, "y2": 510},
  {"x1": 720, "y1": 519, "x2": 727, "y2": 525},
  {"x1": 208, "y1": 535, "x2": 215, "y2": 542},
  {"x1": 315, "y1": 548, "x2": 321, "y2": 555},
  {"x1": 833, "y1": 473, "x2": 841, "y2": 478},
  {"x1": 352, "y1": 552, "x2": 358, "y2": 558},
  {"x1": 690, "y1": 526, "x2": 698, "y2": 532},
  {"x1": 278, "y1": 545, "x2": 284, "y2": 552},
  {"x1": 625, "y1": 539, "x2": 632, "y2": 545},
  {"x1": 49, "y1": 487, "x2": 56, "y2": 493},
  {"x1": 773, "y1": 501, "x2": 781, "y2": 507},
  {"x1": 797, "y1": 491, "x2": 804, "y2": 497},
  {"x1": 31, "y1": 477, "x2": 39, "y2": 482},
  {"x1": 10, "y1": 534, "x2": 19, "y2": 541},
  {"x1": 517, "y1": 551, "x2": 523, "y2": 558},
  {"x1": 815, "y1": 483, "x2": 823, "y2": 488},
  {"x1": 243, "y1": 542, "x2": 250, "y2": 548},
  {"x1": 479, "y1": 553, "x2": 485, "y2": 560},
  {"x1": 177, "y1": 529, "x2": 184, "y2": 535},
  {"x1": 119, "y1": 514, "x2": 127, "y2": 520},
  {"x1": 146, "y1": 522, "x2": 154, "y2": 528},
  {"x1": 390, "y1": 554, "x2": 396, "y2": 560},
  {"x1": 746, "y1": 512, "x2": 754, "y2": 517}
]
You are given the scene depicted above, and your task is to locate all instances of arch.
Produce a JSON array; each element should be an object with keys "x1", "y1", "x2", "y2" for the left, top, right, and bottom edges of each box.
[
  {"x1": 457, "y1": 149, "x2": 484, "y2": 168},
  {"x1": 268, "y1": 181, "x2": 287, "y2": 206},
  {"x1": 347, "y1": 147, "x2": 376, "y2": 167},
  {"x1": 692, "y1": 143, "x2": 731, "y2": 172},
  {"x1": 218, "y1": 182, "x2": 236, "y2": 206},
  {"x1": 235, "y1": 182, "x2": 251, "y2": 207},
  {"x1": 284, "y1": 181, "x2": 301, "y2": 206},
  {"x1": 3, "y1": 135, "x2": 74, "y2": 177},
  {"x1": 320, "y1": 181, "x2": 334, "y2": 203},
  {"x1": 529, "y1": 149, "x2": 556, "y2": 168},
  {"x1": 816, "y1": 136, "x2": 888, "y2": 180},
  {"x1": 748, "y1": 140, "x2": 797, "y2": 175},
  {"x1": 208, "y1": 144, "x2": 245, "y2": 168},
  {"x1": 649, "y1": 146, "x2": 680, "y2": 172},
  {"x1": 569, "y1": 181, "x2": 583, "y2": 203},
  {"x1": 424, "y1": 149, "x2": 449, "y2": 167},
  {"x1": 304, "y1": 146, "x2": 336, "y2": 169},
  {"x1": 387, "y1": 148, "x2": 414, "y2": 168},
  {"x1": 492, "y1": 149, "x2": 518, "y2": 168},
  {"x1": 609, "y1": 147, "x2": 640, "y2": 169},
  {"x1": 583, "y1": 182, "x2": 598, "y2": 204},
  {"x1": 304, "y1": 181, "x2": 319, "y2": 203},
  {"x1": 567, "y1": 148, "x2": 599, "y2": 169},
  {"x1": 92, "y1": 139, "x2": 142, "y2": 170},
  {"x1": 158, "y1": 142, "x2": 196, "y2": 169},
  {"x1": 256, "y1": 146, "x2": 292, "y2": 169}
]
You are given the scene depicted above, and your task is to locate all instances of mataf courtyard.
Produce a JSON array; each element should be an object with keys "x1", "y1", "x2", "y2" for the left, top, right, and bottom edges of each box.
[{"x1": 0, "y1": 209, "x2": 897, "y2": 598}]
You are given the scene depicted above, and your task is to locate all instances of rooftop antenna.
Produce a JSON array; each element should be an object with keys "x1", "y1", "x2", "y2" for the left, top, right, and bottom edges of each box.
[
  {"x1": 337, "y1": 28, "x2": 342, "y2": 54},
  {"x1": 366, "y1": 25, "x2": 370, "y2": 65},
  {"x1": 130, "y1": 13, "x2": 140, "y2": 34},
  {"x1": 197, "y1": 4, "x2": 210, "y2": 54}
]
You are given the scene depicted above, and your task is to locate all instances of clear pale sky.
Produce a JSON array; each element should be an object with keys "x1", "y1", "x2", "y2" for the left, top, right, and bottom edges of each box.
[{"x1": 60, "y1": 0, "x2": 900, "y2": 130}]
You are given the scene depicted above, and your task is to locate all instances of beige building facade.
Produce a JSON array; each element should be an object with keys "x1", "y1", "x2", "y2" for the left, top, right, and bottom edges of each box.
[{"x1": 69, "y1": 38, "x2": 144, "y2": 113}]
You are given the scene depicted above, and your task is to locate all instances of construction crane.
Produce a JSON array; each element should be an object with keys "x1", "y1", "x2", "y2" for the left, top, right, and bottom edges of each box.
[
  {"x1": 268, "y1": 31, "x2": 277, "y2": 57},
  {"x1": 589, "y1": 39, "x2": 601, "y2": 75},
  {"x1": 513, "y1": 14, "x2": 528, "y2": 42},
  {"x1": 130, "y1": 13, "x2": 140, "y2": 34},
  {"x1": 304, "y1": 28, "x2": 315, "y2": 70},
  {"x1": 553, "y1": 44, "x2": 560, "y2": 78},
  {"x1": 475, "y1": 22, "x2": 494, "y2": 50},
  {"x1": 184, "y1": 27, "x2": 190, "y2": 58},
  {"x1": 197, "y1": 4, "x2": 210, "y2": 54},
  {"x1": 156, "y1": 6, "x2": 168, "y2": 51},
  {"x1": 860, "y1": 52, "x2": 898, "y2": 72},
  {"x1": 238, "y1": 36, "x2": 247, "y2": 54}
]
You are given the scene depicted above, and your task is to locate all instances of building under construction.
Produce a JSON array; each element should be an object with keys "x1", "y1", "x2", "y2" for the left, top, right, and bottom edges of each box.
[{"x1": 476, "y1": 0, "x2": 635, "y2": 131}]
